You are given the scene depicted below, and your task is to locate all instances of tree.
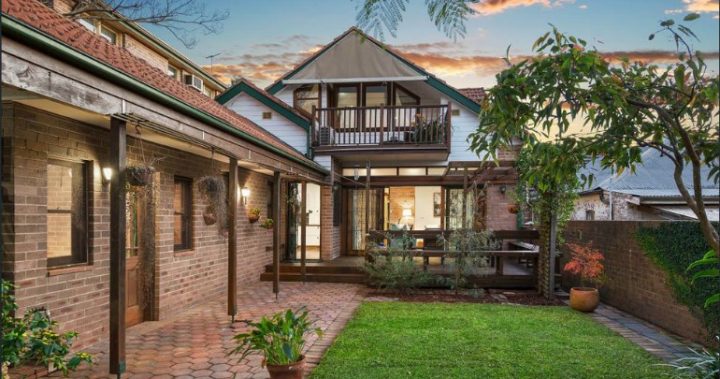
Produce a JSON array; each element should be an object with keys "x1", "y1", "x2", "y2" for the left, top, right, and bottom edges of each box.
[
  {"x1": 469, "y1": 15, "x2": 719, "y2": 256},
  {"x1": 63, "y1": 0, "x2": 229, "y2": 48},
  {"x1": 356, "y1": 0, "x2": 476, "y2": 40}
]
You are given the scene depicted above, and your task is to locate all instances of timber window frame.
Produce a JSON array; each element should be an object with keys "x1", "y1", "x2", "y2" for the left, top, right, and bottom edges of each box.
[
  {"x1": 173, "y1": 176, "x2": 193, "y2": 251},
  {"x1": 46, "y1": 158, "x2": 90, "y2": 267}
]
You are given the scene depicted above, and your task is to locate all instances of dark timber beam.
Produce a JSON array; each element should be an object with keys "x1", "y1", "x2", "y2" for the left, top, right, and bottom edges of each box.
[
  {"x1": 227, "y1": 158, "x2": 238, "y2": 319},
  {"x1": 109, "y1": 117, "x2": 127, "y2": 375},
  {"x1": 272, "y1": 171, "x2": 281, "y2": 299},
  {"x1": 300, "y1": 181, "x2": 307, "y2": 282}
]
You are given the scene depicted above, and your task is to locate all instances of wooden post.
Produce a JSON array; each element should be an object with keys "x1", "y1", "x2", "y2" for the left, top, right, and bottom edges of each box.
[
  {"x1": 548, "y1": 211, "x2": 558, "y2": 297},
  {"x1": 300, "y1": 181, "x2": 307, "y2": 282},
  {"x1": 272, "y1": 171, "x2": 281, "y2": 299},
  {"x1": 227, "y1": 158, "x2": 238, "y2": 319},
  {"x1": 109, "y1": 117, "x2": 127, "y2": 375},
  {"x1": 365, "y1": 162, "x2": 370, "y2": 239},
  {"x1": 462, "y1": 167, "x2": 468, "y2": 229}
]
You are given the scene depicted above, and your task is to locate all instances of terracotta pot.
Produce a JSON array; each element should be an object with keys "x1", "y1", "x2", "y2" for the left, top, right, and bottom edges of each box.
[
  {"x1": 569, "y1": 287, "x2": 599, "y2": 312},
  {"x1": 266, "y1": 356, "x2": 304, "y2": 379},
  {"x1": 248, "y1": 214, "x2": 260, "y2": 224},
  {"x1": 203, "y1": 206, "x2": 217, "y2": 225}
]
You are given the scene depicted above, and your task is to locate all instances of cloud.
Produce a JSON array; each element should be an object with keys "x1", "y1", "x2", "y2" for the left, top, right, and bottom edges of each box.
[
  {"x1": 683, "y1": 0, "x2": 719, "y2": 13},
  {"x1": 470, "y1": 0, "x2": 574, "y2": 15},
  {"x1": 578, "y1": 4, "x2": 588, "y2": 9},
  {"x1": 664, "y1": 8, "x2": 684, "y2": 14}
]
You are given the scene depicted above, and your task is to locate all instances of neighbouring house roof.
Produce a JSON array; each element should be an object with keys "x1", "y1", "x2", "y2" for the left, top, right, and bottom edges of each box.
[
  {"x1": 265, "y1": 27, "x2": 481, "y2": 113},
  {"x1": 458, "y1": 88, "x2": 486, "y2": 103},
  {"x1": 652, "y1": 206, "x2": 720, "y2": 221},
  {"x1": 1, "y1": 0, "x2": 323, "y2": 172},
  {"x1": 579, "y1": 147, "x2": 719, "y2": 200},
  {"x1": 215, "y1": 78, "x2": 310, "y2": 130}
]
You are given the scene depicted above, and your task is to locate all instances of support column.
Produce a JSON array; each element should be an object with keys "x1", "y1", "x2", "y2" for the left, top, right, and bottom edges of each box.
[
  {"x1": 227, "y1": 158, "x2": 238, "y2": 319},
  {"x1": 462, "y1": 167, "x2": 468, "y2": 229},
  {"x1": 272, "y1": 172, "x2": 281, "y2": 299},
  {"x1": 300, "y1": 181, "x2": 307, "y2": 282},
  {"x1": 109, "y1": 117, "x2": 127, "y2": 375}
]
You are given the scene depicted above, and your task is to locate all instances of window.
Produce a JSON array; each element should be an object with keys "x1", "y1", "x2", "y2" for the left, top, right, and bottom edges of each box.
[
  {"x1": 77, "y1": 18, "x2": 96, "y2": 32},
  {"x1": 293, "y1": 84, "x2": 321, "y2": 117},
  {"x1": 100, "y1": 25, "x2": 118, "y2": 45},
  {"x1": 173, "y1": 177, "x2": 192, "y2": 251},
  {"x1": 398, "y1": 167, "x2": 426, "y2": 176},
  {"x1": 363, "y1": 84, "x2": 388, "y2": 107},
  {"x1": 393, "y1": 85, "x2": 419, "y2": 106},
  {"x1": 47, "y1": 159, "x2": 88, "y2": 267},
  {"x1": 203, "y1": 85, "x2": 214, "y2": 98},
  {"x1": 262, "y1": 111, "x2": 272, "y2": 120},
  {"x1": 585, "y1": 210, "x2": 595, "y2": 221},
  {"x1": 168, "y1": 65, "x2": 179, "y2": 80},
  {"x1": 451, "y1": 109, "x2": 461, "y2": 116}
]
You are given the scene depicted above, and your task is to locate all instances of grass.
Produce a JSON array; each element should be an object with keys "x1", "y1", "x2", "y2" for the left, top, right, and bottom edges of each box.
[{"x1": 310, "y1": 302, "x2": 672, "y2": 379}]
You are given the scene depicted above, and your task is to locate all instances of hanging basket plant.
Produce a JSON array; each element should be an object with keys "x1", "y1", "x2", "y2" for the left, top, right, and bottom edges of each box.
[
  {"x1": 197, "y1": 175, "x2": 226, "y2": 228},
  {"x1": 127, "y1": 131, "x2": 162, "y2": 187},
  {"x1": 508, "y1": 204, "x2": 520, "y2": 214},
  {"x1": 259, "y1": 218, "x2": 274, "y2": 230},
  {"x1": 248, "y1": 207, "x2": 261, "y2": 224}
]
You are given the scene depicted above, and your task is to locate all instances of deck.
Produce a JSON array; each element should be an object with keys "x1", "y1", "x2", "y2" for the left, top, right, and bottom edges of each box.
[{"x1": 260, "y1": 255, "x2": 536, "y2": 288}]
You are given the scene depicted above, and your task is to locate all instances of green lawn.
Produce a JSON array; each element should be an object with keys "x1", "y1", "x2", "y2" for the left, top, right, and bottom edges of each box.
[{"x1": 311, "y1": 302, "x2": 672, "y2": 379}]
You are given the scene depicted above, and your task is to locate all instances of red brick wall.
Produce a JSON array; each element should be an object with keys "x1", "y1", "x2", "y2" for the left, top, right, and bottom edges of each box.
[
  {"x1": 563, "y1": 221, "x2": 709, "y2": 344},
  {"x1": 320, "y1": 184, "x2": 341, "y2": 260},
  {"x1": 485, "y1": 184, "x2": 517, "y2": 231},
  {"x1": 2, "y1": 103, "x2": 275, "y2": 348}
]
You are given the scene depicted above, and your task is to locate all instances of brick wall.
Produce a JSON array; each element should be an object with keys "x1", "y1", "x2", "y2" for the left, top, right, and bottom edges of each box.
[
  {"x1": 563, "y1": 221, "x2": 709, "y2": 344},
  {"x1": 2, "y1": 103, "x2": 275, "y2": 348},
  {"x1": 123, "y1": 33, "x2": 169, "y2": 72},
  {"x1": 485, "y1": 184, "x2": 517, "y2": 231},
  {"x1": 320, "y1": 184, "x2": 341, "y2": 260}
]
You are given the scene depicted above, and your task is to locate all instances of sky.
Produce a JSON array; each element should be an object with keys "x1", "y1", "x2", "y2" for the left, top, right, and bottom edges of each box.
[{"x1": 148, "y1": 0, "x2": 720, "y2": 90}]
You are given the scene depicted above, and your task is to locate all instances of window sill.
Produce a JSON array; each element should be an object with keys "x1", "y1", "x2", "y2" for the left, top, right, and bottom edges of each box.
[
  {"x1": 47, "y1": 263, "x2": 93, "y2": 276},
  {"x1": 173, "y1": 249, "x2": 195, "y2": 257}
]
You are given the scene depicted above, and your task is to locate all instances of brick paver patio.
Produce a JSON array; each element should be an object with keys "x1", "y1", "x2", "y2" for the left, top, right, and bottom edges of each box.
[{"x1": 46, "y1": 282, "x2": 365, "y2": 379}]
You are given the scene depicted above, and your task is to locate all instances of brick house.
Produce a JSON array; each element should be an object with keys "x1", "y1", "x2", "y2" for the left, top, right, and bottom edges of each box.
[{"x1": 1, "y1": 1, "x2": 520, "y2": 375}]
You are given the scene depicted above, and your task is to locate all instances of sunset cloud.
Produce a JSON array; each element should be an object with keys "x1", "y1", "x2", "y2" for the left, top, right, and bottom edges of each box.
[
  {"x1": 206, "y1": 44, "x2": 719, "y2": 89},
  {"x1": 470, "y1": 0, "x2": 574, "y2": 15},
  {"x1": 683, "y1": 0, "x2": 719, "y2": 18}
]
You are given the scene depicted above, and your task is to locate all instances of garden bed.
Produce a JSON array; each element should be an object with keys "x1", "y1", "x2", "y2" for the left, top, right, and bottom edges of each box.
[{"x1": 365, "y1": 289, "x2": 566, "y2": 306}]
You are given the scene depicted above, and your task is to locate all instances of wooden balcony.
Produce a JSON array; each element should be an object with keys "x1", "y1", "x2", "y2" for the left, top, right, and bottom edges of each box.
[{"x1": 311, "y1": 105, "x2": 451, "y2": 156}]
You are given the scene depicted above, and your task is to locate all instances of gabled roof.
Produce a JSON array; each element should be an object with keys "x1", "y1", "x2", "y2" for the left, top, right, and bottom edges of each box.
[
  {"x1": 579, "y1": 148, "x2": 719, "y2": 199},
  {"x1": 265, "y1": 27, "x2": 481, "y2": 113},
  {"x1": 216, "y1": 78, "x2": 309, "y2": 130},
  {"x1": 1, "y1": 0, "x2": 322, "y2": 172},
  {"x1": 458, "y1": 88, "x2": 486, "y2": 104}
]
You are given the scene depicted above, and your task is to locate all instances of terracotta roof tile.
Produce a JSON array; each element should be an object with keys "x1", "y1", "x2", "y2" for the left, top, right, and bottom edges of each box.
[
  {"x1": 458, "y1": 88, "x2": 486, "y2": 103},
  {"x1": 2, "y1": 0, "x2": 310, "y2": 162}
]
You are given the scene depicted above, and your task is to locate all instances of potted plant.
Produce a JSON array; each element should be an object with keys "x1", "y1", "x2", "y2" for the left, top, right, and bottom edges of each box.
[
  {"x1": 229, "y1": 308, "x2": 322, "y2": 379},
  {"x1": 507, "y1": 204, "x2": 519, "y2": 214},
  {"x1": 248, "y1": 207, "x2": 261, "y2": 223},
  {"x1": 2, "y1": 280, "x2": 92, "y2": 378},
  {"x1": 260, "y1": 218, "x2": 274, "y2": 230},
  {"x1": 197, "y1": 176, "x2": 227, "y2": 230},
  {"x1": 563, "y1": 243, "x2": 605, "y2": 312}
]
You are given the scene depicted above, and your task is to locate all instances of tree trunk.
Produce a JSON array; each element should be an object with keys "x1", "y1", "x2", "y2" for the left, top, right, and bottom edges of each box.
[{"x1": 537, "y1": 205, "x2": 553, "y2": 298}]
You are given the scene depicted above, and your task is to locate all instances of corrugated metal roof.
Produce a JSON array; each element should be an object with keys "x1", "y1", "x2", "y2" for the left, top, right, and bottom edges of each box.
[
  {"x1": 653, "y1": 206, "x2": 720, "y2": 221},
  {"x1": 579, "y1": 148, "x2": 719, "y2": 198}
]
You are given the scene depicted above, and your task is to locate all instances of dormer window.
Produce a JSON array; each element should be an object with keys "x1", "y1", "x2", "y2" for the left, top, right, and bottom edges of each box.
[
  {"x1": 100, "y1": 25, "x2": 118, "y2": 45},
  {"x1": 293, "y1": 84, "x2": 321, "y2": 117},
  {"x1": 184, "y1": 74, "x2": 203, "y2": 91},
  {"x1": 77, "y1": 18, "x2": 96, "y2": 32}
]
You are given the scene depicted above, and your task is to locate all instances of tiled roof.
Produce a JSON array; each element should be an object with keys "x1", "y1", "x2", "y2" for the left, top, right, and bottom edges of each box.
[
  {"x1": 1, "y1": 0, "x2": 311, "y2": 163},
  {"x1": 219, "y1": 78, "x2": 310, "y2": 123},
  {"x1": 458, "y1": 88, "x2": 486, "y2": 103}
]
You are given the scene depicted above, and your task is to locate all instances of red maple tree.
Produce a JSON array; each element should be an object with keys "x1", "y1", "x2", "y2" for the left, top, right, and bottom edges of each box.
[{"x1": 563, "y1": 243, "x2": 605, "y2": 288}]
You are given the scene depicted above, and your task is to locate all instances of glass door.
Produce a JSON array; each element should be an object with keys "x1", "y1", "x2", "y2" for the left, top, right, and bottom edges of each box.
[
  {"x1": 445, "y1": 188, "x2": 474, "y2": 230},
  {"x1": 286, "y1": 182, "x2": 322, "y2": 261},
  {"x1": 346, "y1": 188, "x2": 384, "y2": 255}
]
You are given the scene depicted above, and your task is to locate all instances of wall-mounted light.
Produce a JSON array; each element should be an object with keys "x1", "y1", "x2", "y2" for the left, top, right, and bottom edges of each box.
[
  {"x1": 240, "y1": 186, "x2": 251, "y2": 205},
  {"x1": 402, "y1": 208, "x2": 413, "y2": 218},
  {"x1": 102, "y1": 167, "x2": 113, "y2": 185},
  {"x1": 499, "y1": 185, "x2": 507, "y2": 194}
]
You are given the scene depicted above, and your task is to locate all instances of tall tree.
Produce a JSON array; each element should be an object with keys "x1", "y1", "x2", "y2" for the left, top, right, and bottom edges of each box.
[
  {"x1": 470, "y1": 16, "x2": 719, "y2": 254},
  {"x1": 356, "y1": 0, "x2": 477, "y2": 40},
  {"x1": 63, "y1": 0, "x2": 229, "y2": 48}
]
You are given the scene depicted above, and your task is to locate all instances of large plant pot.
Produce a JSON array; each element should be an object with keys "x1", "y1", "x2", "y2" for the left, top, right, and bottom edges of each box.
[
  {"x1": 266, "y1": 356, "x2": 305, "y2": 379},
  {"x1": 248, "y1": 214, "x2": 260, "y2": 224},
  {"x1": 126, "y1": 166, "x2": 154, "y2": 187},
  {"x1": 569, "y1": 287, "x2": 599, "y2": 312}
]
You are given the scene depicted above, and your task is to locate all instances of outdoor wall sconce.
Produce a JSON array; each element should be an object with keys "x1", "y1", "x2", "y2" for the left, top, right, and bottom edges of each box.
[
  {"x1": 499, "y1": 185, "x2": 507, "y2": 194},
  {"x1": 102, "y1": 167, "x2": 113, "y2": 185},
  {"x1": 240, "y1": 186, "x2": 251, "y2": 205}
]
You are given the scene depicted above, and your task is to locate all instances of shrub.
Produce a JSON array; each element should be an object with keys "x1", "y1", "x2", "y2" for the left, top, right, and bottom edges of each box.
[
  {"x1": 1, "y1": 280, "x2": 92, "y2": 376},
  {"x1": 364, "y1": 232, "x2": 435, "y2": 293},
  {"x1": 636, "y1": 222, "x2": 720, "y2": 337},
  {"x1": 563, "y1": 243, "x2": 605, "y2": 288},
  {"x1": 440, "y1": 229, "x2": 499, "y2": 293}
]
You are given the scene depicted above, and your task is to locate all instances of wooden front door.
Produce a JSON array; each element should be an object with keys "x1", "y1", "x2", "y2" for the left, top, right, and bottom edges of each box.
[{"x1": 125, "y1": 191, "x2": 146, "y2": 327}]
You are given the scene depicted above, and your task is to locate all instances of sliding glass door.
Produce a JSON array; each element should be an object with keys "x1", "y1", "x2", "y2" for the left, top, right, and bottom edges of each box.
[
  {"x1": 286, "y1": 182, "x2": 322, "y2": 261},
  {"x1": 346, "y1": 188, "x2": 384, "y2": 255}
]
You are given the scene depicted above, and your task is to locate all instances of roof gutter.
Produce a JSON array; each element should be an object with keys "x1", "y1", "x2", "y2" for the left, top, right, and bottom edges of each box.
[{"x1": 1, "y1": 14, "x2": 327, "y2": 175}]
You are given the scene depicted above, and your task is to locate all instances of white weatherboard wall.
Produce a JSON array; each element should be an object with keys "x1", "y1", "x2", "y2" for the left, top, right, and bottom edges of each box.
[
  {"x1": 224, "y1": 93, "x2": 308, "y2": 154},
  {"x1": 445, "y1": 98, "x2": 481, "y2": 162}
]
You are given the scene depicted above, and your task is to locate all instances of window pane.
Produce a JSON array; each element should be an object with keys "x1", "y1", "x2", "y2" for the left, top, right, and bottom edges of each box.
[
  {"x1": 47, "y1": 160, "x2": 86, "y2": 265},
  {"x1": 371, "y1": 168, "x2": 396, "y2": 176},
  {"x1": 395, "y1": 87, "x2": 418, "y2": 106},
  {"x1": 77, "y1": 18, "x2": 95, "y2": 32},
  {"x1": 364, "y1": 85, "x2": 387, "y2": 107},
  {"x1": 295, "y1": 99, "x2": 318, "y2": 116},
  {"x1": 173, "y1": 178, "x2": 191, "y2": 250},
  {"x1": 336, "y1": 86, "x2": 358, "y2": 108},
  {"x1": 100, "y1": 26, "x2": 117, "y2": 44},
  {"x1": 294, "y1": 85, "x2": 319, "y2": 116},
  {"x1": 399, "y1": 168, "x2": 426, "y2": 176},
  {"x1": 427, "y1": 167, "x2": 446, "y2": 176}
]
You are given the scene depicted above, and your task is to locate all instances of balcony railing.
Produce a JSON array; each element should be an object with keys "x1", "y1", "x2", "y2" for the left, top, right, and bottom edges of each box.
[{"x1": 311, "y1": 104, "x2": 450, "y2": 149}]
